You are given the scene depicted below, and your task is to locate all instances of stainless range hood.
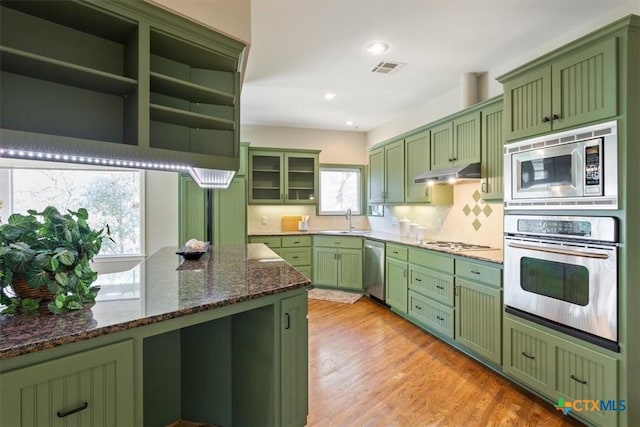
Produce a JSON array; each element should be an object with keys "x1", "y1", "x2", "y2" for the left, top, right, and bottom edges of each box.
[{"x1": 414, "y1": 162, "x2": 481, "y2": 184}]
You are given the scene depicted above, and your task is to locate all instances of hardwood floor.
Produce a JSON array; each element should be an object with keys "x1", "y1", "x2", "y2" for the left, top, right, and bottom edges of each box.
[{"x1": 307, "y1": 297, "x2": 584, "y2": 427}]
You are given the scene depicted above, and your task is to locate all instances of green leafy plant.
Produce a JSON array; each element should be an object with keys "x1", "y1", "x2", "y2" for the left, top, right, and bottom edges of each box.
[{"x1": 0, "y1": 206, "x2": 112, "y2": 314}]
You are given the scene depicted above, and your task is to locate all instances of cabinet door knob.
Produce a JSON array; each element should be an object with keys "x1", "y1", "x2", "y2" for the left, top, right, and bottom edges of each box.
[
  {"x1": 543, "y1": 116, "x2": 551, "y2": 122},
  {"x1": 551, "y1": 113, "x2": 559, "y2": 121}
]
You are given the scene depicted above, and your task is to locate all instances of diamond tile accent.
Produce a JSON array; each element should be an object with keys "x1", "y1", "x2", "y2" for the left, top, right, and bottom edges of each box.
[
  {"x1": 483, "y1": 204, "x2": 493, "y2": 217},
  {"x1": 463, "y1": 205, "x2": 472, "y2": 216},
  {"x1": 472, "y1": 190, "x2": 482, "y2": 202},
  {"x1": 472, "y1": 219, "x2": 482, "y2": 230},
  {"x1": 472, "y1": 205, "x2": 482, "y2": 216}
]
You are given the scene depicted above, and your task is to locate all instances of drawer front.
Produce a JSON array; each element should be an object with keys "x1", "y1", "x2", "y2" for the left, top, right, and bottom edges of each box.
[
  {"x1": 295, "y1": 265, "x2": 312, "y2": 279},
  {"x1": 280, "y1": 248, "x2": 312, "y2": 266},
  {"x1": 503, "y1": 317, "x2": 553, "y2": 396},
  {"x1": 281, "y1": 235, "x2": 312, "y2": 247},
  {"x1": 456, "y1": 260, "x2": 501, "y2": 286},
  {"x1": 250, "y1": 236, "x2": 282, "y2": 249},
  {"x1": 408, "y1": 249, "x2": 454, "y2": 273},
  {"x1": 314, "y1": 235, "x2": 362, "y2": 249},
  {"x1": 409, "y1": 265, "x2": 454, "y2": 306},
  {"x1": 386, "y1": 243, "x2": 408, "y2": 261},
  {"x1": 408, "y1": 290, "x2": 454, "y2": 338},
  {"x1": 553, "y1": 341, "x2": 618, "y2": 426}
]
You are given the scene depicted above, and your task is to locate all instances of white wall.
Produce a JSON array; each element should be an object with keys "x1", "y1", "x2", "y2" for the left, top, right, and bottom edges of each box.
[
  {"x1": 367, "y1": 1, "x2": 640, "y2": 147},
  {"x1": 145, "y1": 170, "x2": 179, "y2": 255},
  {"x1": 241, "y1": 125, "x2": 367, "y2": 164}
]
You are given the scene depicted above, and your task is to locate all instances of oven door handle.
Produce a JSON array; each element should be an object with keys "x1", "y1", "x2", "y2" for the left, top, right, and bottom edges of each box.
[{"x1": 506, "y1": 242, "x2": 610, "y2": 259}]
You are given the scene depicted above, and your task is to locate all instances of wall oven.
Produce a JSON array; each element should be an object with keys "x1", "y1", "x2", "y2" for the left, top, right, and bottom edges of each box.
[
  {"x1": 503, "y1": 120, "x2": 618, "y2": 210},
  {"x1": 504, "y1": 215, "x2": 619, "y2": 352}
]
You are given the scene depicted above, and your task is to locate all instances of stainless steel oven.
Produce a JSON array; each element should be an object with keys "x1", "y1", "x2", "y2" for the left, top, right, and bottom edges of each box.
[
  {"x1": 504, "y1": 215, "x2": 619, "y2": 351},
  {"x1": 503, "y1": 120, "x2": 618, "y2": 210}
]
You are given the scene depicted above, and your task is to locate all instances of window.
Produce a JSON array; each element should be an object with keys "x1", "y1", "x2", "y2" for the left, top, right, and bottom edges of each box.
[
  {"x1": 0, "y1": 161, "x2": 143, "y2": 257},
  {"x1": 318, "y1": 165, "x2": 363, "y2": 215}
]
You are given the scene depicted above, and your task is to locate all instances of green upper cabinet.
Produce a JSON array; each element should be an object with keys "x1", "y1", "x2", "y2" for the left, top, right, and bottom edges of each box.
[
  {"x1": 367, "y1": 139, "x2": 404, "y2": 204},
  {"x1": 0, "y1": 1, "x2": 245, "y2": 178},
  {"x1": 404, "y1": 131, "x2": 437, "y2": 203},
  {"x1": 431, "y1": 111, "x2": 481, "y2": 170},
  {"x1": 501, "y1": 37, "x2": 618, "y2": 141},
  {"x1": 249, "y1": 149, "x2": 319, "y2": 204},
  {"x1": 480, "y1": 98, "x2": 504, "y2": 200}
]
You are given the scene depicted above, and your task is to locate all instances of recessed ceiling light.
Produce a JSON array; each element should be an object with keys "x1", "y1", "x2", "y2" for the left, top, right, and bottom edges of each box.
[
  {"x1": 345, "y1": 120, "x2": 354, "y2": 126},
  {"x1": 324, "y1": 92, "x2": 336, "y2": 100},
  {"x1": 366, "y1": 42, "x2": 388, "y2": 55}
]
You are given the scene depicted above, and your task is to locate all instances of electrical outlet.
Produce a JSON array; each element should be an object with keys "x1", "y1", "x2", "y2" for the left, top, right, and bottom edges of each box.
[
  {"x1": 261, "y1": 216, "x2": 268, "y2": 225},
  {"x1": 391, "y1": 217, "x2": 398, "y2": 225},
  {"x1": 435, "y1": 218, "x2": 443, "y2": 229}
]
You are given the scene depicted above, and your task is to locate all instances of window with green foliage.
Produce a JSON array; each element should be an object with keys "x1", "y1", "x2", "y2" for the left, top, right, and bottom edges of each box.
[
  {"x1": 0, "y1": 163, "x2": 143, "y2": 256},
  {"x1": 318, "y1": 165, "x2": 363, "y2": 215}
]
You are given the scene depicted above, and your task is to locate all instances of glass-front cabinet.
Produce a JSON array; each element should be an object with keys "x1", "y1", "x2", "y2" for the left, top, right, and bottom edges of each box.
[{"x1": 249, "y1": 149, "x2": 319, "y2": 204}]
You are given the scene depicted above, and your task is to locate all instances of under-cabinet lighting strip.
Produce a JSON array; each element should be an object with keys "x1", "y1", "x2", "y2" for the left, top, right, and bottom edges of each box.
[{"x1": 0, "y1": 148, "x2": 191, "y2": 171}]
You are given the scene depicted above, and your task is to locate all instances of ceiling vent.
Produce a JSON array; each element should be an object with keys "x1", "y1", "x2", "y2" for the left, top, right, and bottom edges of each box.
[{"x1": 371, "y1": 61, "x2": 406, "y2": 74}]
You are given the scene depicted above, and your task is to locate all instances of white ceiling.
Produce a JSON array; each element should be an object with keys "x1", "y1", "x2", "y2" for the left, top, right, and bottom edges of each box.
[{"x1": 241, "y1": 0, "x2": 633, "y2": 132}]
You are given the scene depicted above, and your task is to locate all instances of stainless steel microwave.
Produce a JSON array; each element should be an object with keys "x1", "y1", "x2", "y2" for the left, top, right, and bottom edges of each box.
[{"x1": 503, "y1": 121, "x2": 618, "y2": 210}]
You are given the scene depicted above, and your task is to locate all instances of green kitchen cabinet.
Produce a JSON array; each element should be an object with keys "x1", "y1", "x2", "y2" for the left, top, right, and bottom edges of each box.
[
  {"x1": 179, "y1": 174, "x2": 247, "y2": 245},
  {"x1": 480, "y1": 98, "x2": 504, "y2": 201},
  {"x1": 213, "y1": 176, "x2": 247, "y2": 245},
  {"x1": 0, "y1": 340, "x2": 134, "y2": 427},
  {"x1": 0, "y1": 1, "x2": 245, "y2": 179},
  {"x1": 249, "y1": 236, "x2": 282, "y2": 253},
  {"x1": 408, "y1": 290, "x2": 454, "y2": 339},
  {"x1": 281, "y1": 292, "x2": 309, "y2": 427},
  {"x1": 249, "y1": 149, "x2": 319, "y2": 204},
  {"x1": 313, "y1": 237, "x2": 363, "y2": 290},
  {"x1": 431, "y1": 111, "x2": 480, "y2": 170},
  {"x1": 501, "y1": 37, "x2": 617, "y2": 141},
  {"x1": 503, "y1": 316, "x2": 554, "y2": 397},
  {"x1": 250, "y1": 236, "x2": 312, "y2": 277},
  {"x1": 386, "y1": 244, "x2": 409, "y2": 314},
  {"x1": 404, "y1": 130, "x2": 454, "y2": 204},
  {"x1": 367, "y1": 139, "x2": 404, "y2": 204}
]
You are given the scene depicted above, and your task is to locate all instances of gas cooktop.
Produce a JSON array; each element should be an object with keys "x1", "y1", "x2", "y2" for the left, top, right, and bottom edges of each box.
[{"x1": 419, "y1": 241, "x2": 494, "y2": 252}]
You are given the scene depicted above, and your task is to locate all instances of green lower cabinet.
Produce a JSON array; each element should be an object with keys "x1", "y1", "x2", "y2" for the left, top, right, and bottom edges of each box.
[
  {"x1": 281, "y1": 293, "x2": 309, "y2": 427},
  {"x1": 385, "y1": 257, "x2": 408, "y2": 314},
  {"x1": 312, "y1": 246, "x2": 363, "y2": 290},
  {"x1": 0, "y1": 340, "x2": 134, "y2": 427},
  {"x1": 408, "y1": 290, "x2": 454, "y2": 338},
  {"x1": 409, "y1": 265, "x2": 454, "y2": 306},
  {"x1": 249, "y1": 236, "x2": 282, "y2": 254},
  {"x1": 454, "y1": 279, "x2": 502, "y2": 365},
  {"x1": 504, "y1": 315, "x2": 619, "y2": 426}
]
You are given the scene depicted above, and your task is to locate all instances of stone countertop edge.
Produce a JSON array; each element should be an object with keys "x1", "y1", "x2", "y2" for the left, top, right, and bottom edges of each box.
[
  {"x1": 0, "y1": 244, "x2": 311, "y2": 360},
  {"x1": 249, "y1": 230, "x2": 504, "y2": 264}
]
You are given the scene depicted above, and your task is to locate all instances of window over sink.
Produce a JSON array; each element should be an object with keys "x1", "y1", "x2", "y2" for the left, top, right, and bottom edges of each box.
[{"x1": 318, "y1": 165, "x2": 364, "y2": 215}]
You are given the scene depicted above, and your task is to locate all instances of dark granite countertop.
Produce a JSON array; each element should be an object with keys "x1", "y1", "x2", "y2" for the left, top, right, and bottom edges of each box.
[
  {"x1": 249, "y1": 230, "x2": 504, "y2": 264},
  {"x1": 0, "y1": 244, "x2": 310, "y2": 360}
]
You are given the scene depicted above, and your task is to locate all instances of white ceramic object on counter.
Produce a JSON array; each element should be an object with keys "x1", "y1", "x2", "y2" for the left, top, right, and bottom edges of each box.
[
  {"x1": 409, "y1": 222, "x2": 419, "y2": 239},
  {"x1": 416, "y1": 226, "x2": 426, "y2": 242},
  {"x1": 398, "y1": 219, "x2": 410, "y2": 237}
]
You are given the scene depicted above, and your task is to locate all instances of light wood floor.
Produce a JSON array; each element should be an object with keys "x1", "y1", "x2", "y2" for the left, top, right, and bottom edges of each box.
[{"x1": 307, "y1": 297, "x2": 584, "y2": 427}]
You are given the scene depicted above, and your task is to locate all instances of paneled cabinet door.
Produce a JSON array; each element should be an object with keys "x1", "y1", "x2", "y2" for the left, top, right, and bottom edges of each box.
[
  {"x1": 384, "y1": 139, "x2": 405, "y2": 203},
  {"x1": 312, "y1": 247, "x2": 338, "y2": 286},
  {"x1": 249, "y1": 151, "x2": 284, "y2": 203},
  {"x1": 0, "y1": 340, "x2": 134, "y2": 427},
  {"x1": 284, "y1": 152, "x2": 318, "y2": 204},
  {"x1": 213, "y1": 176, "x2": 247, "y2": 245},
  {"x1": 480, "y1": 100, "x2": 504, "y2": 200},
  {"x1": 452, "y1": 111, "x2": 481, "y2": 166},
  {"x1": 386, "y1": 257, "x2": 408, "y2": 314},
  {"x1": 368, "y1": 147, "x2": 385, "y2": 203},
  {"x1": 404, "y1": 131, "x2": 431, "y2": 202},
  {"x1": 503, "y1": 66, "x2": 553, "y2": 141},
  {"x1": 454, "y1": 279, "x2": 502, "y2": 365},
  {"x1": 430, "y1": 121, "x2": 454, "y2": 171},
  {"x1": 337, "y1": 248, "x2": 363, "y2": 290},
  {"x1": 281, "y1": 292, "x2": 309, "y2": 427}
]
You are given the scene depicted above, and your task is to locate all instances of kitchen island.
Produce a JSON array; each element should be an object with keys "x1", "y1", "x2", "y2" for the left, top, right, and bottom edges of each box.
[{"x1": 0, "y1": 244, "x2": 310, "y2": 427}]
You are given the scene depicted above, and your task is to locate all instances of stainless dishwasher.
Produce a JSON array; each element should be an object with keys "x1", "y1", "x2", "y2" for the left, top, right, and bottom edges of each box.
[{"x1": 364, "y1": 238, "x2": 386, "y2": 303}]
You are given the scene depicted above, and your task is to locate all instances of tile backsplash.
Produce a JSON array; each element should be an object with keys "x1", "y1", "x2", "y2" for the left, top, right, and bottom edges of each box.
[
  {"x1": 247, "y1": 182, "x2": 503, "y2": 248},
  {"x1": 367, "y1": 182, "x2": 504, "y2": 248}
]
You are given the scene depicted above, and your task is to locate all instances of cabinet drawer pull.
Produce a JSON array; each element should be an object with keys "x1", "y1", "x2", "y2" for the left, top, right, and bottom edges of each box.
[
  {"x1": 393, "y1": 250, "x2": 399, "y2": 254},
  {"x1": 334, "y1": 242, "x2": 341, "y2": 245},
  {"x1": 292, "y1": 256, "x2": 299, "y2": 259},
  {"x1": 284, "y1": 313, "x2": 291, "y2": 330},
  {"x1": 414, "y1": 278, "x2": 422, "y2": 282},
  {"x1": 470, "y1": 270, "x2": 481, "y2": 275},
  {"x1": 521, "y1": 352, "x2": 535, "y2": 360},
  {"x1": 57, "y1": 402, "x2": 88, "y2": 418},
  {"x1": 414, "y1": 305, "x2": 422, "y2": 310},
  {"x1": 403, "y1": 269, "x2": 408, "y2": 278},
  {"x1": 293, "y1": 241, "x2": 300, "y2": 244},
  {"x1": 436, "y1": 316, "x2": 444, "y2": 321},
  {"x1": 481, "y1": 182, "x2": 488, "y2": 193},
  {"x1": 570, "y1": 374, "x2": 588, "y2": 385},
  {"x1": 436, "y1": 285, "x2": 444, "y2": 290}
]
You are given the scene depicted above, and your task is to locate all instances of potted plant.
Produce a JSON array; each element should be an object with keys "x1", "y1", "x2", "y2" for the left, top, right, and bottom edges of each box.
[{"x1": 0, "y1": 206, "x2": 111, "y2": 314}]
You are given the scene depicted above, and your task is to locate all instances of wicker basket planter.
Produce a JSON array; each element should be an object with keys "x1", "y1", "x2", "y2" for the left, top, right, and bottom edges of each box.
[{"x1": 11, "y1": 277, "x2": 56, "y2": 301}]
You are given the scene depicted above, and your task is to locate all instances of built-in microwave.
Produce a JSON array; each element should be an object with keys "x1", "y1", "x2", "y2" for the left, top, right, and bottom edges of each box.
[{"x1": 503, "y1": 120, "x2": 618, "y2": 210}]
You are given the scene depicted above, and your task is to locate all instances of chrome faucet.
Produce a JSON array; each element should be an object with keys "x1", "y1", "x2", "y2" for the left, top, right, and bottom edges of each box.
[{"x1": 345, "y1": 209, "x2": 354, "y2": 231}]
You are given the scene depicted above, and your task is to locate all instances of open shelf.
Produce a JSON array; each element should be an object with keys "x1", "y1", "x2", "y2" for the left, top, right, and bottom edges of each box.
[
  {"x1": 0, "y1": 46, "x2": 137, "y2": 95},
  {"x1": 288, "y1": 170, "x2": 315, "y2": 174},
  {"x1": 150, "y1": 104, "x2": 234, "y2": 131},
  {"x1": 150, "y1": 71, "x2": 234, "y2": 105}
]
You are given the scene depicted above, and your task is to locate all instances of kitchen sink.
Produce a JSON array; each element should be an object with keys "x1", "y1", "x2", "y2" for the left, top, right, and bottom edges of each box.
[{"x1": 321, "y1": 230, "x2": 370, "y2": 236}]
